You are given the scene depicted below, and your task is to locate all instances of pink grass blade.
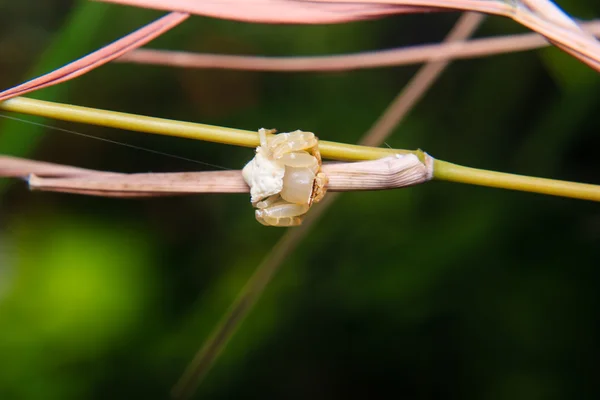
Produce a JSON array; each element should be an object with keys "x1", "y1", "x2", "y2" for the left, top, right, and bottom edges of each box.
[
  {"x1": 2, "y1": 155, "x2": 429, "y2": 196},
  {"x1": 28, "y1": 170, "x2": 248, "y2": 196},
  {"x1": 97, "y1": 0, "x2": 600, "y2": 71},
  {"x1": 318, "y1": 0, "x2": 600, "y2": 71},
  {"x1": 521, "y1": 0, "x2": 582, "y2": 30},
  {"x1": 0, "y1": 156, "x2": 247, "y2": 196},
  {"x1": 510, "y1": 3, "x2": 600, "y2": 70},
  {"x1": 94, "y1": 0, "x2": 439, "y2": 23},
  {"x1": 0, "y1": 12, "x2": 189, "y2": 102}
]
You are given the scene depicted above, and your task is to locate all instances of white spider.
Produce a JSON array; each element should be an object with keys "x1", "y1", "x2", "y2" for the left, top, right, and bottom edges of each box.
[{"x1": 242, "y1": 128, "x2": 327, "y2": 226}]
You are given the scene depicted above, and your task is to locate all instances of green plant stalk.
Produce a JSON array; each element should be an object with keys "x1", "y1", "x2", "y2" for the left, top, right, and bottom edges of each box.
[
  {"x1": 0, "y1": 97, "x2": 407, "y2": 161},
  {"x1": 1, "y1": 96, "x2": 599, "y2": 202},
  {"x1": 434, "y1": 159, "x2": 600, "y2": 202}
]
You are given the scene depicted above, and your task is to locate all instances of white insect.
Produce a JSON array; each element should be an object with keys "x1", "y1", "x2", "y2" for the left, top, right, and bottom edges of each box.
[{"x1": 242, "y1": 128, "x2": 327, "y2": 227}]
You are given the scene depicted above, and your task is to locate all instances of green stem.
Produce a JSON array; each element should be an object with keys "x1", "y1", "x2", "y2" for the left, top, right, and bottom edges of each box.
[
  {"x1": 1, "y1": 96, "x2": 599, "y2": 202},
  {"x1": 0, "y1": 97, "x2": 407, "y2": 162},
  {"x1": 434, "y1": 159, "x2": 600, "y2": 202}
]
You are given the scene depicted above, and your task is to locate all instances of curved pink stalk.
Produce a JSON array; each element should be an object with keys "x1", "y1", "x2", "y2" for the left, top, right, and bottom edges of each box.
[{"x1": 94, "y1": 0, "x2": 438, "y2": 24}]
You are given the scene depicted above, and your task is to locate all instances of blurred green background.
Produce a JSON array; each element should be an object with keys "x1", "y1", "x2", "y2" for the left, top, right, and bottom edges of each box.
[{"x1": 1, "y1": 1, "x2": 599, "y2": 398}]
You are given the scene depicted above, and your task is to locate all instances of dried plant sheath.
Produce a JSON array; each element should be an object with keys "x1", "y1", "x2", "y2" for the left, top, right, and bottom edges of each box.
[
  {"x1": 324, "y1": 153, "x2": 432, "y2": 191},
  {"x1": 94, "y1": 0, "x2": 436, "y2": 24},
  {"x1": 22, "y1": 155, "x2": 433, "y2": 197}
]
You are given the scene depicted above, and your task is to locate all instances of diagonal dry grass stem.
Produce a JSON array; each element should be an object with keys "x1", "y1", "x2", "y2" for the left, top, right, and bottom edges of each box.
[{"x1": 172, "y1": 12, "x2": 485, "y2": 399}]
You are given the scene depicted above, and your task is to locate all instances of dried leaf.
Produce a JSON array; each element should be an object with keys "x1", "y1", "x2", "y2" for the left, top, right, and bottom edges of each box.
[
  {"x1": 1, "y1": 155, "x2": 432, "y2": 197},
  {"x1": 94, "y1": 0, "x2": 600, "y2": 71},
  {"x1": 94, "y1": 0, "x2": 438, "y2": 24},
  {"x1": 318, "y1": 0, "x2": 600, "y2": 71}
]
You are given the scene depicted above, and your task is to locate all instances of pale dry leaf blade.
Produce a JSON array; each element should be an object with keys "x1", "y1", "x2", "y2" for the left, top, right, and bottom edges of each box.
[
  {"x1": 319, "y1": 0, "x2": 600, "y2": 71},
  {"x1": 521, "y1": 0, "x2": 582, "y2": 30},
  {"x1": 511, "y1": 5, "x2": 600, "y2": 71},
  {"x1": 29, "y1": 171, "x2": 249, "y2": 195},
  {"x1": 310, "y1": 0, "x2": 513, "y2": 15},
  {"x1": 2, "y1": 155, "x2": 429, "y2": 195},
  {"x1": 94, "y1": 0, "x2": 441, "y2": 24},
  {"x1": 89, "y1": 0, "x2": 600, "y2": 70},
  {"x1": 0, "y1": 156, "x2": 246, "y2": 195},
  {"x1": 0, "y1": 12, "x2": 189, "y2": 102}
]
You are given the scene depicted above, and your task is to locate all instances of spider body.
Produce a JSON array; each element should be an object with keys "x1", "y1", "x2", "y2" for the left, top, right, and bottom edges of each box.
[{"x1": 242, "y1": 128, "x2": 327, "y2": 226}]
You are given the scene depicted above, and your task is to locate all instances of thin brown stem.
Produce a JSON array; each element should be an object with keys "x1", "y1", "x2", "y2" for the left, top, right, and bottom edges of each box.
[{"x1": 361, "y1": 12, "x2": 485, "y2": 146}]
